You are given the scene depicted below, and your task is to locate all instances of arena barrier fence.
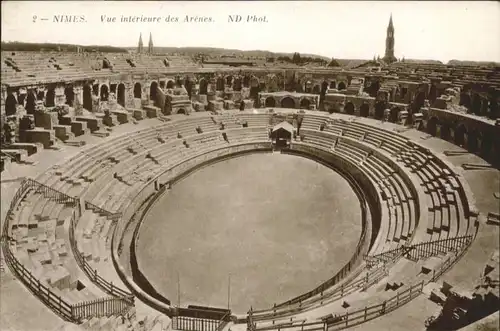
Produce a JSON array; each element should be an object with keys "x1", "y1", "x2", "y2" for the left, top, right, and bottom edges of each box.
[
  {"x1": 69, "y1": 210, "x2": 135, "y2": 303},
  {"x1": 84, "y1": 201, "x2": 123, "y2": 221},
  {"x1": 25, "y1": 178, "x2": 133, "y2": 302},
  {"x1": 1, "y1": 178, "x2": 134, "y2": 324},
  {"x1": 364, "y1": 234, "x2": 474, "y2": 268},
  {"x1": 172, "y1": 316, "x2": 222, "y2": 331},
  {"x1": 269, "y1": 145, "x2": 374, "y2": 313}
]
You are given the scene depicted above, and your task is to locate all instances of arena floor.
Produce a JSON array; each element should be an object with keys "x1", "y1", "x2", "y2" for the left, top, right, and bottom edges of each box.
[{"x1": 135, "y1": 152, "x2": 363, "y2": 314}]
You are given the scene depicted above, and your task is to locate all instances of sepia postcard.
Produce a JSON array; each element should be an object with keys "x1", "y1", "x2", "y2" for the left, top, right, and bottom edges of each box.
[{"x1": 0, "y1": 1, "x2": 499, "y2": 331}]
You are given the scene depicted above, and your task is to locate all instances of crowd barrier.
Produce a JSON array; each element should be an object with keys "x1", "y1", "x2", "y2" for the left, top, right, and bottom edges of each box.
[{"x1": 1, "y1": 178, "x2": 133, "y2": 324}]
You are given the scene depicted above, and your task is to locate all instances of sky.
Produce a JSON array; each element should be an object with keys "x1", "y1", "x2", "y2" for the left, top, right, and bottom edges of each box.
[{"x1": 1, "y1": 1, "x2": 499, "y2": 63}]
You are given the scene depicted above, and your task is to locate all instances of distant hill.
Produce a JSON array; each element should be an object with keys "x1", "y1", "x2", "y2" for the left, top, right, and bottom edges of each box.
[
  {"x1": 126, "y1": 46, "x2": 330, "y2": 61},
  {"x1": 1, "y1": 41, "x2": 128, "y2": 53},
  {"x1": 446, "y1": 60, "x2": 500, "y2": 67}
]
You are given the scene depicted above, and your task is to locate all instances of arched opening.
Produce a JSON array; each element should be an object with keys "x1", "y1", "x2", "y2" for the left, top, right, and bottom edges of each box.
[
  {"x1": 312, "y1": 85, "x2": 321, "y2": 94},
  {"x1": 243, "y1": 76, "x2": 250, "y2": 88},
  {"x1": 117, "y1": 83, "x2": 125, "y2": 107},
  {"x1": 177, "y1": 108, "x2": 186, "y2": 115},
  {"x1": 18, "y1": 94, "x2": 26, "y2": 106},
  {"x1": 426, "y1": 117, "x2": 438, "y2": 136},
  {"x1": 360, "y1": 103, "x2": 369, "y2": 117},
  {"x1": 134, "y1": 83, "x2": 142, "y2": 99},
  {"x1": 471, "y1": 94, "x2": 482, "y2": 115},
  {"x1": 216, "y1": 77, "x2": 225, "y2": 91},
  {"x1": 100, "y1": 85, "x2": 109, "y2": 102},
  {"x1": 150, "y1": 81, "x2": 158, "y2": 104},
  {"x1": 184, "y1": 79, "x2": 193, "y2": 99},
  {"x1": 65, "y1": 86, "x2": 74, "y2": 106},
  {"x1": 459, "y1": 93, "x2": 472, "y2": 110},
  {"x1": 281, "y1": 97, "x2": 295, "y2": 109},
  {"x1": 199, "y1": 79, "x2": 208, "y2": 95},
  {"x1": 102, "y1": 58, "x2": 112, "y2": 69},
  {"x1": 467, "y1": 131, "x2": 479, "y2": 153},
  {"x1": 440, "y1": 125, "x2": 451, "y2": 141},
  {"x1": 337, "y1": 82, "x2": 346, "y2": 91},
  {"x1": 480, "y1": 133, "x2": 492, "y2": 158},
  {"x1": 249, "y1": 77, "x2": 260, "y2": 103},
  {"x1": 299, "y1": 98, "x2": 311, "y2": 110},
  {"x1": 37, "y1": 91, "x2": 45, "y2": 101},
  {"x1": 233, "y1": 78, "x2": 242, "y2": 92},
  {"x1": 92, "y1": 84, "x2": 99, "y2": 96},
  {"x1": 226, "y1": 76, "x2": 233, "y2": 87},
  {"x1": 344, "y1": 102, "x2": 355, "y2": 115},
  {"x1": 374, "y1": 101, "x2": 385, "y2": 120},
  {"x1": 239, "y1": 101, "x2": 245, "y2": 111},
  {"x1": 413, "y1": 92, "x2": 426, "y2": 112},
  {"x1": 390, "y1": 107, "x2": 399, "y2": 123},
  {"x1": 429, "y1": 84, "x2": 437, "y2": 103},
  {"x1": 454, "y1": 124, "x2": 467, "y2": 147},
  {"x1": 5, "y1": 94, "x2": 17, "y2": 116},
  {"x1": 329, "y1": 81, "x2": 336, "y2": 89},
  {"x1": 45, "y1": 88, "x2": 55, "y2": 107},
  {"x1": 166, "y1": 80, "x2": 175, "y2": 89},
  {"x1": 83, "y1": 85, "x2": 92, "y2": 111},
  {"x1": 365, "y1": 80, "x2": 380, "y2": 98},
  {"x1": 25, "y1": 92, "x2": 37, "y2": 114},
  {"x1": 265, "y1": 97, "x2": 276, "y2": 108}
]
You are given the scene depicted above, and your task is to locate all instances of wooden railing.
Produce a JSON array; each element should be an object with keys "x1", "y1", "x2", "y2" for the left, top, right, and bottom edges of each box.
[
  {"x1": 365, "y1": 235, "x2": 474, "y2": 267},
  {"x1": 1, "y1": 178, "x2": 134, "y2": 324},
  {"x1": 326, "y1": 282, "x2": 424, "y2": 330},
  {"x1": 84, "y1": 201, "x2": 122, "y2": 221},
  {"x1": 250, "y1": 263, "x2": 389, "y2": 322},
  {"x1": 72, "y1": 296, "x2": 132, "y2": 321},
  {"x1": 68, "y1": 211, "x2": 134, "y2": 302},
  {"x1": 25, "y1": 177, "x2": 78, "y2": 205},
  {"x1": 172, "y1": 316, "x2": 222, "y2": 331}
]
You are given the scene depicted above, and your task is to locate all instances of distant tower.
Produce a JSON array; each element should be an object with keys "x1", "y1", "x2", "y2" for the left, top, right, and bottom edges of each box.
[
  {"x1": 138, "y1": 33, "x2": 144, "y2": 54},
  {"x1": 383, "y1": 14, "x2": 397, "y2": 64},
  {"x1": 148, "y1": 33, "x2": 154, "y2": 55}
]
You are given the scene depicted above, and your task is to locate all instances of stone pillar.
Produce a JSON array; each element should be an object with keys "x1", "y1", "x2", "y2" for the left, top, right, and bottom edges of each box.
[
  {"x1": 55, "y1": 87, "x2": 66, "y2": 106},
  {"x1": 449, "y1": 128, "x2": 455, "y2": 142},
  {"x1": 436, "y1": 124, "x2": 441, "y2": 138},
  {"x1": 463, "y1": 133, "x2": 468, "y2": 149},
  {"x1": 73, "y1": 86, "x2": 84, "y2": 114}
]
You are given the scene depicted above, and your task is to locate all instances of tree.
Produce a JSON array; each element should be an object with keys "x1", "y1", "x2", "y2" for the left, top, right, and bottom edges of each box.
[
  {"x1": 292, "y1": 52, "x2": 301, "y2": 64},
  {"x1": 328, "y1": 58, "x2": 340, "y2": 67}
]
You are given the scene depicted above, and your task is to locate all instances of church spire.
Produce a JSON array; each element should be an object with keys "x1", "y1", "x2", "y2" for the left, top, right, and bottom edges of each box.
[
  {"x1": 138, "y1": 33, "x2": 144, "y2": 54},
  {"x1": 148, "y1": 32, "x2": 154, "y2": 55},
  {"x1": 383, "y1": 14, "x2": 396, "y2": 64}
]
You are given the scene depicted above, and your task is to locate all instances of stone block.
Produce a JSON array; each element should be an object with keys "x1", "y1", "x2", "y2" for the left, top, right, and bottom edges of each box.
[
  {"x1": 53, "y1": 125, "x2": 75, "y2": 141},
  {"x1": 131, "y1": 109, "x2": 146, "y2": 120},
  {"x1": 111, "y1": 110, "x2": 130, "y2": 124},
  {"x1": 75, "y1": 116, "x2": 102, "y2": 132},
  {"x1": 70, "y1": 121, "x2": 89, "y2": 136},
  {"x1": 22, "y1": 128, "x2": 55, "y2": 148}
]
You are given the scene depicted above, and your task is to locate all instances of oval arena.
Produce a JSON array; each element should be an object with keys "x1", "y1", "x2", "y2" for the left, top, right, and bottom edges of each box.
[{"x1": 1, "y1": 47, "x2": 500, "y2": 331}]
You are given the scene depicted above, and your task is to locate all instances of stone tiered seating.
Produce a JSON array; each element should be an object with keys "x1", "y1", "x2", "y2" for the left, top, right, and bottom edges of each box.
[
  {"x1": 298, "y1": 129, "x2": 417, "y2": 254},
  {"x1": 7, "y1": 187, "x2": 105, "y2": 308},
  {"x1": 397, "y1": 147, "x2": 470, "y2": 242}
]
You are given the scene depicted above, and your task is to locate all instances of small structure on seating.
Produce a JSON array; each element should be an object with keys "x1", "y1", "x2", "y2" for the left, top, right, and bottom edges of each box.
[{"x1": 270, "y1": 121, "x2": 295, "y2": 148}]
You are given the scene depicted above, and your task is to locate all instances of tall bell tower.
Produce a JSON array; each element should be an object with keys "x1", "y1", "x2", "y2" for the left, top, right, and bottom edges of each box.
[
  {"x1": 383, "y1": 14, "x2": 397, "y2": 64},
  {"x1": 138, "y1": 33, "x2": 144, "y2": 54}
]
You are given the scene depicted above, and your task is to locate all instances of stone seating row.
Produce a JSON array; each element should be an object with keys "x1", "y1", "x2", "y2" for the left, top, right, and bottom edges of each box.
[
  {"x1": 397, "y1": 150, "x2": 469, "y2": 243},
  {"x1": 302, "y1": 113, "x2": 470, "y2": 246},
  {"x1": 299, "y1": 130, "x2": 416, "y2": 254},
  {"x1": 7, "y1": 189, "x2": 106, "y2": 308}
]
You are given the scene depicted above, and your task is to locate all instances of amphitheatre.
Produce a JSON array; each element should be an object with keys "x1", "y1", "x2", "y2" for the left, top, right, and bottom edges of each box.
[{"x1": 1, "y1": 17, "x2": 500, "y2": 331}]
